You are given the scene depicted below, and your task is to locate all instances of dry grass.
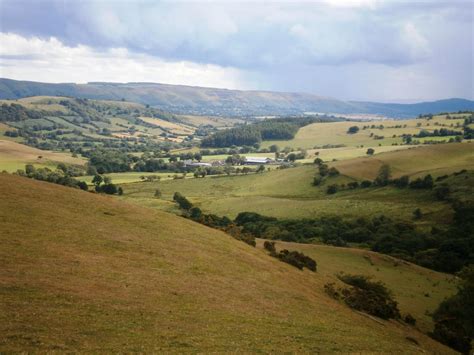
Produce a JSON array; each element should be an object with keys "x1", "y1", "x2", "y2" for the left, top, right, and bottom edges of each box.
[
  {"x1": 0, "y1": 173, "x2": 454, "y2": 353},
  {"x1": 0, "y1": 139, "x2": 85, "y2": 172}
]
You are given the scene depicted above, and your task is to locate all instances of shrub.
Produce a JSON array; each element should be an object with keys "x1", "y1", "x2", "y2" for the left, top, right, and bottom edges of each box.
[
  {"x1": 360, "y1": 180, "x2": 372, "y2": 188},
  {"x1": 347, "y1": 126, "x2": 360, "y2": 134},
  {"x1": 326, "y1": 184, "x2": 338, "y2": 194},
  {"x1": 337, "y1": 274, "x2": 400, "y2": 320},
  {"x1": 173, "y1": 192, "x2": 193, "y2": 210},
  {"x1": 263, "y1": 240, "x2": 276, "y2": 255},
  {"x1": 404, "y1": 314, "x2": 417, "y2": 325},
  {"x1": 277, "y1": 249, "x2": 317, "y2": 271}
]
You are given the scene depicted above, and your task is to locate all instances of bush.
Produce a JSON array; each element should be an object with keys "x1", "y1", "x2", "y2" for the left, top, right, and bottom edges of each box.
[
  {"x1": 404, "y1": 313, "x2": 417, "y2": 325},
  {"x1": 360, "y1": 180, "x2": 372, "y2": 188},
  {"x1": 277, "y1": 249, "x2": 317, "y2": 271},
  {"x1": 337, "y1": 274, "x2": 400, "y2": 320},
  {"x1": 173, "y1": 192, "x2": 193, "y2": 210},
  {"x1": 326, "y1": 184, "x2": 338, "y2": 194},
  {"x1": 347, "y1": 126, "x2": 360, "y2": 134}
]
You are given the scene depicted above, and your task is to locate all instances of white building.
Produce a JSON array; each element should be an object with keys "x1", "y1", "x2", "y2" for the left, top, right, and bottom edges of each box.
[
  {"x1": 183, "y1": 160, "x2": 212, "y2": 167},
  {"x1": 243, "y1": 157, "x2": 274, "y2": 165}
]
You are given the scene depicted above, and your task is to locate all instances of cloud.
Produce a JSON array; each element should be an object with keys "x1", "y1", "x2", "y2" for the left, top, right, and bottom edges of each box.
[
  {"x1": 0, "y1": 33, "x2": 247, "y2": 89},
  {"x1": 0, "y1": 0, "x2": 472, "y2": 101}
]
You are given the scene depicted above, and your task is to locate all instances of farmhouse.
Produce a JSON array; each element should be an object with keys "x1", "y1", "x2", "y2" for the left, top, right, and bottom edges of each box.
[{"x1": 243, "y1": 157, "x2": 274, "y2": 165}]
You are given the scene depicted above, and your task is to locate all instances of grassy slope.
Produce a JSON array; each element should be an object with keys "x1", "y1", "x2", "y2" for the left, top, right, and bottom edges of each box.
[
  {"x1": 0, "y1": 173, "x2": 454, "y2": 353},
  {"x1": 256, "y1": 240, "x2": 456, "y2": 333},
  {"x1": 261, "y1": 115, "x2": 467, "y2": 150},
  {"x1": 332, "y1": 142, "x2": 474, "y2": 180},
  {"x1": 0, "y1": 139, "x2": 86, "y2": 172},
  {"x1": 121, "y1": 144, "x2": 472, "y2": 223}
]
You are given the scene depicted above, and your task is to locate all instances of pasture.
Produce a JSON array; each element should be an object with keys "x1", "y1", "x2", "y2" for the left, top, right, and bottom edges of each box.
[
  {"x1": 0, "y1": 139, "x2": 85, "y2": 172},
  {"x1": 261, "y1": 114, "x2": 467, "y2": 150},
  {"x1": 256, "y1": 239, "x2": 457, "y2": 333}
]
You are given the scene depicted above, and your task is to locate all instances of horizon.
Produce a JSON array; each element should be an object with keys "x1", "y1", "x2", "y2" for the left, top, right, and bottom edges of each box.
[
  {"x1": 1, "y1": 76, "x2": 472, "y2": 104},
  {"x1": 0, "y1": 0, "x2": 472, "y2": 102}
]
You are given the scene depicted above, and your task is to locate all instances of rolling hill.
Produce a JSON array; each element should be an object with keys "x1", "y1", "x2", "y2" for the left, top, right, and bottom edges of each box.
[
  {"x1": 1, "y1": 78, "x2": 473, "y2": 118},
  {"x1": 0, "y1": 173, "x2": 455, "y2": 352}
]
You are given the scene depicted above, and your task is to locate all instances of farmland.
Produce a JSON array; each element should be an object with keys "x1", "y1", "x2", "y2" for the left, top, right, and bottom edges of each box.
[{"x1": 121, "y1": 143, "x2": 473, "y2": 224}]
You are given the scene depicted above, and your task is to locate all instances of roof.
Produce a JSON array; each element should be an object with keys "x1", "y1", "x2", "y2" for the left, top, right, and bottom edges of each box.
[{"x1": 244, "y1": 157, "x2": 273, "y2": 163}]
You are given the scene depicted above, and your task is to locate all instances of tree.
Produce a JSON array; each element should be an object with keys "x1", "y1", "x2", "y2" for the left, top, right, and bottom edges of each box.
[
  {"x1": 374, "y1": 164, "x2": 391, "y2": 186},
  {"x1": 117, "y1": 187, "x2": 123, "y2": 196},
  {"x1": 256, "y1": 164, "x2": 266, "y2": 173},
  {"x1": 347, "y1": 126, "x2": 360, "y2": 134},
  {"x1": 173, "y1": 192, "x2": 193, "y2": 210},
  {"x1": 92, "y1": 174, "x2": 103, "y2": 187},
  {"x1": 269, "y1": 144, "x2": 279, "y2": 153},
  {"x1": 328, "y1": 167, "x2": 340, "y2": 177},
  {"x1": 314, "y1": 158, "x2": 323, "y2": 165},
  {"x1": 286, "y1": 153, "x2": 296, "y2": 162},
  {"x1": 432, "y1": 266, "x2": 474, "y2": 354},
  {"x1": 366, "y1": 148, "x2": 375, "y2": 155}
]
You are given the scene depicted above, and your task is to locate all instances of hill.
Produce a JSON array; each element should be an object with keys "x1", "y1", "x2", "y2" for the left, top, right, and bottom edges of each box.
[
  {"x1": 1, "y1": 78, "x2": 473, "y2": 117},
  {"x1": 0, "y1": 173, "x2": 454, "y2": 352}
]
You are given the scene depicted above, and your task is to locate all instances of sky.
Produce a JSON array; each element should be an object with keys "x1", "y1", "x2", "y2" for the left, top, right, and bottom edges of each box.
[{"x1": 0, "y1": 0, "x2": 472, "y2": 102}]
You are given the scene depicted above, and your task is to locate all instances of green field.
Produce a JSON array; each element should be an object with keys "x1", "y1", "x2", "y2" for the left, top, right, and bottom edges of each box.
[
  {"x1": 256, "y1": 239, "x2": 457, "y2": 333},
  {"x1": 0, "y1": 173, "x2": 455, "y2": 353},
  {"x1": 120, "y1": 144, "x2": 472, "y2": 224},
  {"x1": 261, "y1": 114, "x2": 467, "y2": 150}
]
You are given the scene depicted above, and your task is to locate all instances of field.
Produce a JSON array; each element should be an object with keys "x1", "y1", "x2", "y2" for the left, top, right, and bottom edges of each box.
[
  {"x1": 256, "y1": 239, "x2": 457, "y2": 333},
  {"x1": 120, "y1": 144, "x2": 473, "y2": 224},
  {"x1": 0, "y1": 139, "x2": 85, "y2": 172},
  {"x1": 261, "y1": 114, "x2": 467, "y2": 151},
  {"x1": 0, "y1": 173, "x2": 455, "y2": 353}
]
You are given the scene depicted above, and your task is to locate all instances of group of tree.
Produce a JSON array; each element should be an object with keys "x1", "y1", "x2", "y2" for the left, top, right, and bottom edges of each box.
[
  {"x1": 263, "y1": 241, "x2": 317, "y2": 271},
  {"x1": 325, "y1": 274, "x2": 401, "y2": 321},
  {"x1": 91, "y1": 174, "x2": 122, "y2": 195},
  {"x1": 431, "y1": 265, "x2": 474, "y2": 354},
  {"x1": 201, "y1": 116, "x2": 340, "y2": 148},
  {"x1": 172, "y1": 192, "x2": 256, "y2": 246},
  {"x1": 233, "y1": 205, "x2": 474, "y2": 274},
  {"x1": 15, "y1": 164, "x2": 88, "y2": 191}
]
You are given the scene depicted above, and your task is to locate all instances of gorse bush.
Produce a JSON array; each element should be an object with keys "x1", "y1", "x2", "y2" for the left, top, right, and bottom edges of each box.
[
  {"x1": 263, "y1": 241, "x2": 317, "y2": 271},
  {"x1": 335, "y1": 274, "x2": 400, "y2": 320}
]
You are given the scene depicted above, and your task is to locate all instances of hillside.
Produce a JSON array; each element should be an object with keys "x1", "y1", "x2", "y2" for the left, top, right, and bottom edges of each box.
[
  {"x1": 121, "y1": 143, "x2": 473, "y2": 223},
  {"x1": 0, "y1": 173, "x2": 454, "y2": 353},
  {"x1": 1, "y1": 78, "x2": 473, "y2": 117}
]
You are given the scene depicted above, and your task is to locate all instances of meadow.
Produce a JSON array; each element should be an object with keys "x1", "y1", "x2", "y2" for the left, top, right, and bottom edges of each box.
[{"x1": 121, "y1": 143, "x2": 472, "y2": 224}]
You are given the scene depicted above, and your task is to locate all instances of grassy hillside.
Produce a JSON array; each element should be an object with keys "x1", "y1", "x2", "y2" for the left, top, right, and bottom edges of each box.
[
  {"x1": 1, "y1": 78, "x2": 473, "y2": 117},
  {"x1": 0, "y1": 173, "x2": 454, "y2": 352},
  {"x1": 332, "y1": 142, "x2": 474, "y2": 180},
  {"x1": 256, "y1": 240, "x2": 456, "y2": 333},
  {"x1": 121, "y1": 144, "x2": 472, "y2": 223}
]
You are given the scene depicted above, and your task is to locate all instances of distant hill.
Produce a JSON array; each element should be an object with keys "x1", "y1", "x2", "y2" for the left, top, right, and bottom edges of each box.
[{"x1": 1, "y1": 78, "x2": 473, "y2": 118}]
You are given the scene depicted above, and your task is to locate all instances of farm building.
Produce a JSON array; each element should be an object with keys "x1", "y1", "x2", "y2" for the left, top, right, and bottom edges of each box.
[
  {"x1": 183, "y1": 160, "x2": 212, "y2": 167},
  {"x1": 243, "y1": 157, "x2": 274, "y2": 165}
]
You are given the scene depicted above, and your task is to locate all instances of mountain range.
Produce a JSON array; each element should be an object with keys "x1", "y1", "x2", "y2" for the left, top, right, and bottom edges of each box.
[{"x1": 1, "y1": 78, "x2": 472, "y2": 118}]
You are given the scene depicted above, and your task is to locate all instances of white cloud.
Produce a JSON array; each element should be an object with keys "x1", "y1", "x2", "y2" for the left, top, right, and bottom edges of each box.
[{"x1": 0, "y1": 33, "x2": 247, "y2": 88}]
